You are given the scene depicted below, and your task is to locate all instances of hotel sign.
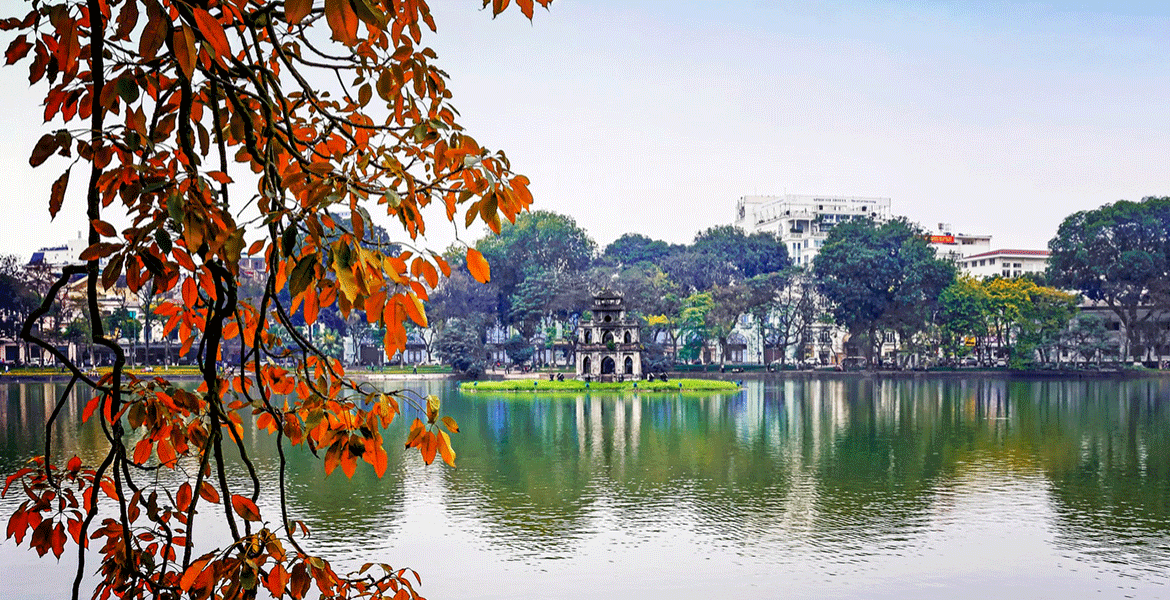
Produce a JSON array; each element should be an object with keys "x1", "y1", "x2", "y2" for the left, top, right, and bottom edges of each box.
[{"x1": 927, "y1": 235, "x2": 955, "y2": 244}]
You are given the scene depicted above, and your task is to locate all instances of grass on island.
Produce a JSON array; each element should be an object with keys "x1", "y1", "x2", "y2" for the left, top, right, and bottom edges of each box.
[{"x1": 460, "y1": 378, "x2": 740, "y2": 393}]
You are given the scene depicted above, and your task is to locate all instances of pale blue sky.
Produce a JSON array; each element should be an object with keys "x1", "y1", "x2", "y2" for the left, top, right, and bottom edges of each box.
[{"x1": 1, "y1": 0, "x2": 1167, "y2": 258}]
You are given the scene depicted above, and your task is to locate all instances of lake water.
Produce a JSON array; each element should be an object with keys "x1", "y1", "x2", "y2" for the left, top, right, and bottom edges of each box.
[{"x1": 2, "y1": 376, "x2": 1170, "y2": 599}]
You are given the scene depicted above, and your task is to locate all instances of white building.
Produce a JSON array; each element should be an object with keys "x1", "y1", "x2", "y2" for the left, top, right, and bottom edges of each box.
[
  {"x1": 734, "y1": 194, "x2": 892, "y2": 268},
  {"x1": 923, "y1": 223, "x2": 992, "y2": 263},
  {"x1": 959, "y1": 249, "x2": 1050, "y2": 279},
  {"x1": 27, "y1": 233, "x2": 88, "y2": 270}
]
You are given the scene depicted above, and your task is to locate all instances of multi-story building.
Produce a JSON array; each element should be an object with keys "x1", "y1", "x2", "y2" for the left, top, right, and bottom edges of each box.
[
  {"x1": 959, "y1": 249, "x2": 1050, "y2": 279},
  {"x1": 923, "y1": 223, "x2": 992, "y2": 263},
  {"x1": 734, "y1": 194, "x2": 892, "y2": 268}
]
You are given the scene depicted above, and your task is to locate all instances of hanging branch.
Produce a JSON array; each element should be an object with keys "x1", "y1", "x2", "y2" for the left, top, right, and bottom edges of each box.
[{"x1": 1, "y1": 1, "x2": 552, "y2": 599}]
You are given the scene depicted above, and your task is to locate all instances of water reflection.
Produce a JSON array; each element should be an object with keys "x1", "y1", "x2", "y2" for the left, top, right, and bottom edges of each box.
[{"x1": 2, "y1": 376, "x2": 1170, "y2": 599}]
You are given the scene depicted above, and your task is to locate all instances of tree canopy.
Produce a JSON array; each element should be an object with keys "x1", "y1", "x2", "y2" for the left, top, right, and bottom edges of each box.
[
  {"x1": 814, "y1": 217, "x2": 955, "y2": 363},
  {"x1": 1048, "y1": 197, "x2": 1170, "y2": 359}
]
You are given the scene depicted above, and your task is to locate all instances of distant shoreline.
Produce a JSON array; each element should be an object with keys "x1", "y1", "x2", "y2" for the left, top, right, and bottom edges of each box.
[{"x1": 3, "y1": 367, "x2": 1165, "y2": 384}]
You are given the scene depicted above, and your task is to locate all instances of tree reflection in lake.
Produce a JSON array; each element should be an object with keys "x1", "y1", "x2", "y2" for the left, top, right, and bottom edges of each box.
[{"x1": 2, "y1": 376, "x2": 1169, "y2": 599}]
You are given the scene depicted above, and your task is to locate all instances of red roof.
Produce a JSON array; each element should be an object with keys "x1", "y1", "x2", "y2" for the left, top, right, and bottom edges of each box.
[{"x1": 963, "y1": 249, "x2": 1050, "y2": 260}]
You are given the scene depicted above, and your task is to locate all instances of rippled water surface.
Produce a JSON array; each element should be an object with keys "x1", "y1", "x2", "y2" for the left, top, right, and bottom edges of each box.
[{"x1": 3, "y1": 376, "x2": 1170, "y2": 599}]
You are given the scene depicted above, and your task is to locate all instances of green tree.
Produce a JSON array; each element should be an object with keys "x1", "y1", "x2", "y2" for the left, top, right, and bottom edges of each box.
[
  {"x1": 436, "y1": 317, "x2": 488, "y2": 378},
  {"x1": 1048, "y1": 197, "x2": 1170, "y2": 360},
  {"x1": 814, "y1": 218, "x2": 955, "y2": 365},
  {"x1": 1061, "y1": 312, "x2": 1115, "y2": 365},
  {"x1": 502, "y1": 333, "x2": 535, "y2": 367},
  {"x1": 745, "y1": 269, "x2": 811, "y2": 368},
  {"x1": 692, "y1": 225, "x2": 790, "y2": 279},
  {"x1": 602, "y1": 233, "x2": 676, "y2": 266},
  {"x1": 707, "y1": 285, "x2": 752, "y2": 366},
  {"x1": 477, "y1": 210, "x2": 596, "y2": 328},
  {"x1": 938, "y1": 276, "x2": 991, "y2": 361},
  {"x1": 678, "y1": 292, "x2": 714, "y2": 363},
  {"x1": 0, "y1": 259, "x2": 40, "y2": 343}
]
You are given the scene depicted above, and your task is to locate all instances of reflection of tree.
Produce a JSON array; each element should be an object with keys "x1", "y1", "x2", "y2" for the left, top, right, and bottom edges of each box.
[
  {"x1": 5, "y1": 377, "x2": 1170, "y2": 578},
  {"x1": 1034, "y1": 379, "x2": 1170, "y2": 571}
]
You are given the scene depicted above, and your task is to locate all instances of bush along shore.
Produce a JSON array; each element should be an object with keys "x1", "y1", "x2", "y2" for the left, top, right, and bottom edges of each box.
[{"x1": 460, "y1": 378, "x2": 741, "y2": 393}]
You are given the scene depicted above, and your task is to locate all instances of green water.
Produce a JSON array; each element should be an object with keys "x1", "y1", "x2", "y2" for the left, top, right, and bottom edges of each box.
[{"x1": 2, "y1": 376, "x2": 1169, "y2": 599}]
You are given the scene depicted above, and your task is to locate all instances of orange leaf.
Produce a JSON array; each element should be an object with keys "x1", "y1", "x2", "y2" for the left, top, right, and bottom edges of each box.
[
  {"x1": 401, "y1": 292, "x2": 427, "y2": 328},
  {"x1": 438, "y1": 430, "x2": 456, "y2": 467},
  {"x1": 265, "y1": 564, "x2": 290, "y2": 598},
  {"x1": 324, "y1": 0, "x2": 358, "y2": 45},
  {"x1": 133, "y1": 438, "x2": 153, "y2": 464},
  {"x1": 172, "y1": 26, "x2": 196, "y2": 80},
  {"x1": 199, "y1": 482, "x2": 219, "y2": 504},
  {"x1": 180, "y1": 558, "x2": 211, "y2": 591},
  {"x1": 156, "y1": 437, "x2": 176, "y2": 468},
  {"x1": 231, "y1": 495, "x2": 261, "y2": 521},
  {"x1": 419, "y1": 431, "x2": 437, "y2": 465},
  {"x1": 466, "y1": 248, "x2": 490, "y2": 284},
  {"x1": 369, "y1": 444, "x2": 388, "y2": 477},
  {"x1": 191, "y1": 8, "x2": 231, "y2": 66},
  {"x1": 365, "y1": 290, "x2": 386, "y2": 324},
  {"x1": 303, "y1": 287, "x2": 319, "y2": 324}
]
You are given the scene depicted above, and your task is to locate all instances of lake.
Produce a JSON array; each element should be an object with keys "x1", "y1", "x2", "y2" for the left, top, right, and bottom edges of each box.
[{"x1": 2, "y1": 376, "x2": 1169, "y2": 599}]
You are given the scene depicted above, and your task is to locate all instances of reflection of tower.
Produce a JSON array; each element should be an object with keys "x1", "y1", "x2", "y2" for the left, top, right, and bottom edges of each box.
[{"x1": 577, "y1": 290, "x2": 642, "y2": 382}]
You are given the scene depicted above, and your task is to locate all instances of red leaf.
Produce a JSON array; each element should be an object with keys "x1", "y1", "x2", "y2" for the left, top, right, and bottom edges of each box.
[
  {"x1": 156, "y1": 438, "x2": 176, "y2": 468},
  {"x1": 82, "y1": 395, "x2": 100, "y2": 422},
  {"x1": 50, "y1": 522, "x2": 66, "y2": 558},
  {"x1": 176, "y1": 482, "x2": 192, "y2": 512},
  {"x1": 285, "y1": 0, "x2": 313, "y2": 24},
  {"x1": 48, "y1": 168, "x2": 69, "y2": 219},
  {"x1": 133, "y1": 439, "x2": 153, "y2": 464},
  {"x1": 114, "y1": 0, "x2": 139, "y2": 41},
  {"x1": 4, "y1": 35, "x2": 32, "y2": 65},
  {"x1": 231, "y1": 495, "x2": 261, "y2": 521},
  {"x1": 29, "y1": 133, "x2": 58, "y2": 167},
  {"x1": 139, "y1": 0, "x2": 166, "y2": 59},
  {"x1": 91, "y1": 219, "x2": 116, "y2": 238}
]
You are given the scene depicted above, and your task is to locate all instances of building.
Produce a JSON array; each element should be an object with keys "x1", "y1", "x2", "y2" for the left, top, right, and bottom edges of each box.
[
  {"x1": 959, "y1": 249, "x2": 1050, "y2": 279},
  {"x1": 577, "y1": 291, "x2": 641, "y2": 380},
  {"x1": 923, "y1": 223, "x2": 992, "y2": 263},
  {"x1": 27, "y1": 233, "x2": 88, "y2": 271},
  {"x1": 734, "y1": 194, "x2": 892, "y2": 268}
]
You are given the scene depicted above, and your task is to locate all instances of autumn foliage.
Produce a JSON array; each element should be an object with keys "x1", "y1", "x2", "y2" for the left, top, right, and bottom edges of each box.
[{"x1": 1, "y1": 0, "x2": 547, "y2": 598}]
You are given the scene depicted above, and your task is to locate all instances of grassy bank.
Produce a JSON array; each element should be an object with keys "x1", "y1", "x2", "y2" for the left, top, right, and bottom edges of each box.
[{"x1": 460, "y1": 378, "x2": 741, "y2": 393}]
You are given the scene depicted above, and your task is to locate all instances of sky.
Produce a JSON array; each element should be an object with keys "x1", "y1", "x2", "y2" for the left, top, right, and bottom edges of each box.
[{"x1": 0, "y1": 0, "x2": 1168, "y2": 259}]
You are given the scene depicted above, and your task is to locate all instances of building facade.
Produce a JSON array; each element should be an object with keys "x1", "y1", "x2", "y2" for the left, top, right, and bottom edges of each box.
[
  {"x1": 923, "y1": 223, "x2": 992, "y2": 263},
  {"x1": 959, "y1": 249, "x2": 1050, "y2": 279},
  {"x1": 734, "y1": 194, "x2": 893, "y2": 269}
]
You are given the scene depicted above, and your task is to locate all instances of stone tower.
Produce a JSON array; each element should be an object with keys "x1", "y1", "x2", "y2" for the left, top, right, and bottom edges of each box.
[{"x1": 577, "y1": 290, "x2": 641, "y2": 381}]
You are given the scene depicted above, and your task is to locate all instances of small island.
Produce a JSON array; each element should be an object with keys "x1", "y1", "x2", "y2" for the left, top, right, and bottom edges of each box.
[{"x1": 460, "y1": 378, "x2": 741, "y2": 393}]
